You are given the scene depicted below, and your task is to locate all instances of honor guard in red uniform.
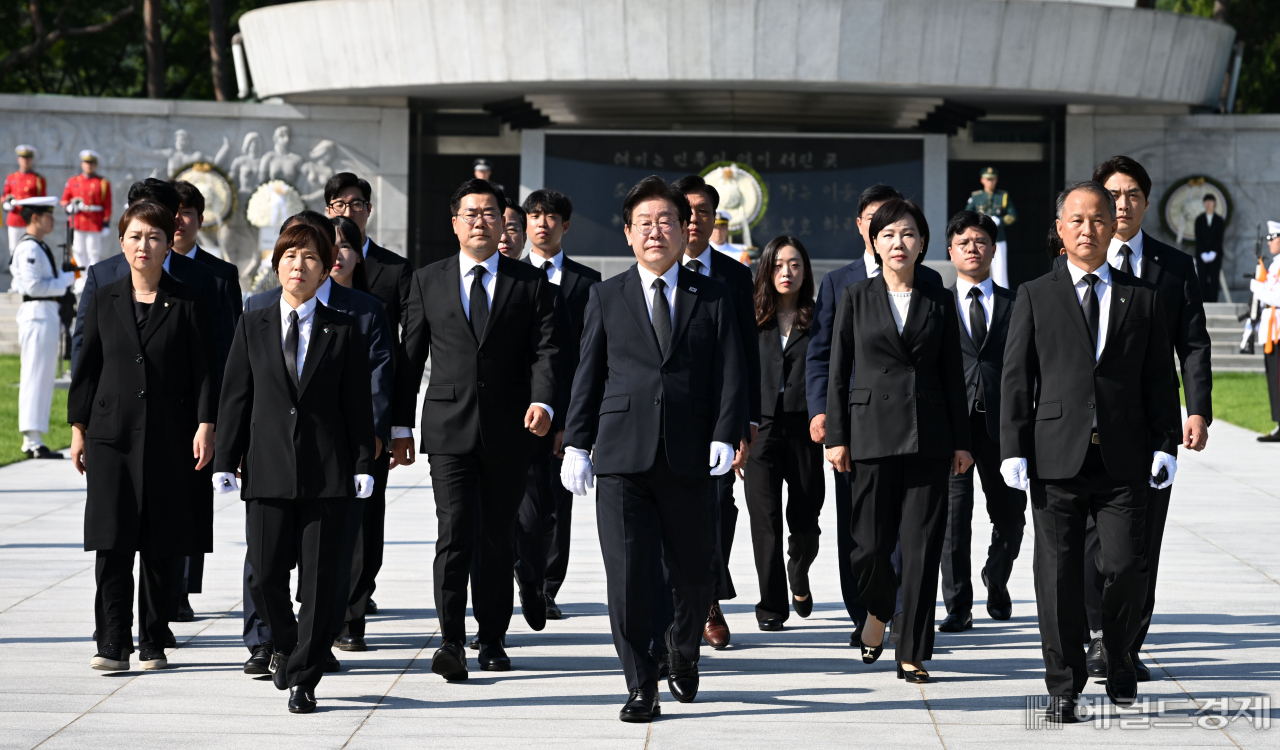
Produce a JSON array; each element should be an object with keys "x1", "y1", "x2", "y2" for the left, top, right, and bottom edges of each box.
[
  {"x1": 2, "y1": 145, "x2": 47, "y2": 267},
  {"x1": 60, "y1": 149, "x2": 112, "y2": 284}
]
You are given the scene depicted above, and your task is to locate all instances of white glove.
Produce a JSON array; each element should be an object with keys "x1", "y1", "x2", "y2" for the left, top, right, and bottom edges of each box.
[
  {"x1": 354, "y1": 473, "x2": 374, "y2": 499},
  {"x1": 561, "y1": 446, "x2": 594, "y2": 496},
  {"x1": 1, "y1": 200, "x2": 11, "y2": 213},
  {"x1": 709, "y1": 441, "x2": 734, "y2": 477},
  {"x1": 1199, "y1": 251, "x2": 1217, "y2": 263},
  {"x1": 1150, "y1": 451, "x2": 1177, "y2": 490},
  {"x1": 57, "y1": 270, "x2": 76, "y2": 287},
  {"x1": 1000, "y1": 457, "x2": 1029, "y2": 491},
  {"x1": 100, "y1": 227, "x2": 112, "y2": 237},
  {"x1": 213, "y1": 471, "x2": 239, "y2": 494}
]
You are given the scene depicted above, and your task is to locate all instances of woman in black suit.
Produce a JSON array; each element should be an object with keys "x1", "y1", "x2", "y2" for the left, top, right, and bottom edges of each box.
[
  {"x1": 744, "y1": 236, "x2": 825, "y2": 631},
  {"x1": 825, "y1": 199, "x2": 973, "y2": 683},
  {"x1": 213, "y1": 222, "x2": 376, "y2": 714},
  {"x1": 69, "y1": 200, "x2": 216, "y2": 673},
  {"x1": 330, "y1": 215, "x2": 371, "y2": 294}
]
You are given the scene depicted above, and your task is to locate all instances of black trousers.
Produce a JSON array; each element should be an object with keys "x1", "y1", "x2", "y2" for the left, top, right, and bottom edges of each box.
[
  {"x1": 95, "y1": 549, "x2": 174, "y2": 653},
  {"x1": 941, "y1": 409, "x2": 1027, "y2": 614},
  {"x1": 744, "y1": 408, "x2": 825, "y2": 622},
  {"x1": 514, "y1": 448, "x2": 558, "y2": 596},
  {"x1": 710, "y1": 471, "x2": 738, "y2": 601},
  {"x1": 597, "y1": 448, "x2": 716, "y2": 691},
  {"x1": 1031, "y1": 444, "x2": 1149, "y2": 697},
  {"x1": 246, "y1": 497, "x2": 347, "y2": 691},
  {"x1": 343, "y1": 450, "x2": 391, "y2": 638},
  {"x1": 1266, "y1": 346, "x2": 1280, "y2": 422},
  {"x1": 849, "y1": 454, "x2": 948, "y2": 662},
  {"x1": 544, "y1": 452, "x2": 573, "y2": 598},
  {"x1": 1083, "y1": 483, "x2": 1169, "y2": 651},
  {"x1": 834, "y1": 467, "x2": 904, "y2": 631},
  {"x1": 1194, "y1": 255, "x2": 1223, "y2": 303},
  {"x1": 428, "y1": 449, "x2": 529, "y2": 644}
]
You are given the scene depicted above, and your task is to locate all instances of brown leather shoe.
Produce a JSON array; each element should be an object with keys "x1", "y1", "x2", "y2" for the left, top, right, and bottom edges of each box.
[{"x1": 703, "y1": 602, "x2": 731, "y2": 650}]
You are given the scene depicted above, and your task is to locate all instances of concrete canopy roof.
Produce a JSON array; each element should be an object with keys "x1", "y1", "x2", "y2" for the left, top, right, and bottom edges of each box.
[{"x1": 241, "y1": 0, "x2": 1235, "y2": 112}]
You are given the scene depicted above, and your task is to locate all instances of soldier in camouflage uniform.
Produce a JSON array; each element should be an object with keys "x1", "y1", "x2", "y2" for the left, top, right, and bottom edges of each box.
[{"x1": 965, "y1": 167, "x2": 1017, "y2": 287}]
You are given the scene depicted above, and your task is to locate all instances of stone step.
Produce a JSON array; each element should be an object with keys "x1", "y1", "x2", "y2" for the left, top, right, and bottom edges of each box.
[{"x1": 1210, "y1": 353, "x2": 1266, "y2": 372}]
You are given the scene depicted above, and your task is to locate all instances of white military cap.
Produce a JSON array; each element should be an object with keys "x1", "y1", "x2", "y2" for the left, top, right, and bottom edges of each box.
[
  {"x1": 79, "y1": 149, "x2": 100, "y2": 162},
  {"x1": 13, "y1": 196, "x2": 58, "y2": 207},
  {"x1": 714, "y1": 208, "x2": 732, "y2": 225},
  {"x1": 14, "y1": 144, "x2": 36, "y2": 158},
  {"x1": 1269, "y1": 221, "x2": 1280, "y2": 236}
]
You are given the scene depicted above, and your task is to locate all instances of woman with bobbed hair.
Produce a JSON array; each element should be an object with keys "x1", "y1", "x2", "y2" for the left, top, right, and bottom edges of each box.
[
  {"x1": 69, "y1": 200, "x2": 217, "y2": 674},
  {"x1": 824, "y1": 198, "x2": 973, "y2": 683}
]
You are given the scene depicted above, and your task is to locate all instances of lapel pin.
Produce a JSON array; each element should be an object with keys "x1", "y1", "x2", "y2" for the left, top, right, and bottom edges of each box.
[
  {"x1": 688, "y1": 287, "x2": 697, "y2": 292},
  {"x1": 323, "y1": 326, "x2": 330, "y2": 333},
  {"x1": 163, "y1": 302, "x2": 169, "y2": 307},
  {"x1": 1120, "y1": 297, "x2": 1126, "y2": 303}
]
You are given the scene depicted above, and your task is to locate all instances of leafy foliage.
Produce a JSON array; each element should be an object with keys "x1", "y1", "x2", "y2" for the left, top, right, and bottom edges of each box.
[{"x1": 1159, "y1": 0, "x2": 1280, "y2": 114}]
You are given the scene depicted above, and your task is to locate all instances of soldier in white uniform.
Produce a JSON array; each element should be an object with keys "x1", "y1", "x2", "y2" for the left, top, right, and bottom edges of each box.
[
  {"x1": 1251, "y1": 220, "x2": 1280, "y2": 442},
  {"x1": 9, "y1": 196, "x2": 75, "y2": 458},
  {"x1": 709, "y1": 208, "x2": 749, "y2": 265}
]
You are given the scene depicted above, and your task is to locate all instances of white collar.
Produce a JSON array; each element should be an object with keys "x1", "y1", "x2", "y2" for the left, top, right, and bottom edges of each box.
[
  {"x1": 636, "y1": 260, "x2": 680, "y2": 292},
  {"x1": 361, "y1": 237, "x2": 370, "y2": 258},
  {"x1": 280, "y1": 292, "x2": 318, "y2": 321},
  {"x1": 863, "y1": 250, "x2": 879, "y2": 273},
  {"x1": 162, "y1": 251, "x2": 171, "y2": 272},
  {"x1": 955, "y1": 276, "x2": 993, "y2": 300},
  {"x1": 1066, "y1": 258, "x2": 1113, "y2": 286},
  {"x1": 686, "y1": 245, "x2": 714, "y2": 270},
  {"x1": 530, "y1": 249, "x2": 563, "y2": 270},
  {"x1": 174, "y1": 243, "x2": 198, "y2": 258},
  {"x1": 316, "y1": 277, "x2": 333, "y2": 306},
  {"x1": 1109, "y1": 230, "x2": 1144, "y2": 261},
  {"x1": 459, "y1": 249, "x2": 500, "y2": 277}
]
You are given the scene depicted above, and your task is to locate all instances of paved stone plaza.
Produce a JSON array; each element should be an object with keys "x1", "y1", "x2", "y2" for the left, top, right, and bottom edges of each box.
[{"x1": 0, "y1": 417, "x2": 1276, "y2": 749}]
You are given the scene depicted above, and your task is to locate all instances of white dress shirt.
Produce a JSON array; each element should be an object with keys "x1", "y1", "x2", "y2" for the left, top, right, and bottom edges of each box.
[
  {"x1": 315, "y1": 277, "x2": 333, "y2": 306},
  {"x1": 530, "y1": 249, "x2": 563, "y2": 286},
  {"x1": 1065, "y1": 259, "x2": 1112, "y2": 362},
  {"x1": 173, "y1": 243, "x2": 198, "y2": 259},
  {"x1": 636, "y1": 261, "x2": 680, "y2": 325},
  {"x1": 954, "y1": 277, "x2": 995, "y2": 341},
  {"x1": 863, "y1": 250, "x2": 882, "y2": 277},
  {"x1": 162, "y1": 251, "x2": 172, "y2": 273},
  {"x1": 684, "y1": 247, "x2": 714, "y2": 276},
  {"x1": 1108, "y1": 230, "x2": 1144, "y2": 279},
  {"x1": 361, "y1": 237, "x2": 370, "y2": 258},
  {"x1": 458, "y1": 251, "x2": 500, "y2": 320},
  {"x1": 279, "y1": 294, "x2": 318, "y2": 377}
]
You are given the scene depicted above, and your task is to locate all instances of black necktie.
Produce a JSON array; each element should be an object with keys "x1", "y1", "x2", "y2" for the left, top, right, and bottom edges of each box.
[
  {"x1": 470, "y1": 266, "x2": 488, "y2": 340},
  {"x1": 651, "y1": 279, "x2": 672, "y2": 358},
  {"x1": 284, "y1": 310, "x2": 300, "y2": 386},
  {"x1": 1118, "y1": 244, "x2": 1133, "y2": 276},
  {"x1": 542, "y1": 260, "x2": 554, "y2": 274},
  {"x1": 685, "y1": 258, "x2": 702, "y2": 274},
  {"x1": 968, "y1": 287, "x2": 987, "y2": 350},
  {"x1": 1081, "y1": 274, "x2": 1100, "y2": 356}
]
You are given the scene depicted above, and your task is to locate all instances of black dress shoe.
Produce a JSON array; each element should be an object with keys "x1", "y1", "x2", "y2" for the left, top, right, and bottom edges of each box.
[
  {"x1": 515, "y1": 569, "x2": 547, "y2": 632},
  {"x1": 288, "y1": 686, "x2": 317, "y2": 714},
  {"x1": 271, "y1": 653, "x2": 289, "y2": 690},
  {"x1": 938, "y1": 611, "x2": 973, "y2": 633},
  {"x1": 1046, "y1": 695, "x2": 1082, "y2": 724},
  {"x1": 619, "y1": 683, "x2": 661, "y2": 723},
  {"x1": 758, "y1": 619, "x2": 783, "y2": 632},
  {"x1": 468, "y1": 636, "x2": 480, "y2": 650},
  {"x1": 244, "y1": 644, "x2": 273, "y2": 675},
  {"x1": 1131, "y1": 651, "x2": 1151, "y2": 682},
  {"x1": 365, "y1": 599, "x2": 378, "y2": 614},
  {"x1": 982, "y1": 569, "x2": 1012, "y2": 621},
  {"x1": 28, "y1": 445, "x2": 63, "y2": 459},
  {"x1": 859, "y1": 633, "x2": 884, "y2": 664},
  {"x1": 138, "y1": 647, "x2": 168, "y2": 670},
  {"x1": 649, "y1": 649, "x2": 670, "y2": 679},
  {"x1": 1258, "y1": 427, "x2": 1280, "y2": 442},
  {"x1": 174, "y1": 597, "x2": 195, "y2": 622},
  {"x1": 545, "y1": 595, "x2": 563, "y2": 620},
  {"x1": 322, "y1": 651, "x2": 340, "y2": 673},
  {"x1": 478, "y1": 640, "x2": 511, "y2": 671},
  {"x1": 897, "y1": 662, "x2": 930, "y2": 683},
  {"x1": 1085, "y1": 637, "x2": 1107, "y2": 677},
  {"x1": 163, "y1": 634, "x2": 177, "y2": 648},
  {"x1": 431, "y1": 640, "x2": 468, "y2": 681},
  {"x1": 664, "y1": 625, "x2": 699, "y2": 703},
  {"x1": 1106, "y1": 649, "x2": 1138, "y2": 707},
  {"x1": 792, "y1": 594, "x2": 813, "y2": 619},
  {"x1": 335, "y1": 635, "x2": 367, "y2": 652}
]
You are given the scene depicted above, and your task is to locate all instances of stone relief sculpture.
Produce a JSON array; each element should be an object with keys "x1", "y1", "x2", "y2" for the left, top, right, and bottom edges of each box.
[
  {"x1": 258, "y1": 125, "x2": 303, "y2": 184},
  {"x1": 221, "y1": 131, "x2": 267, "y2": 285},
  {"x1": 161, "y1": 129, "x2": 231, "y2": 176},
  {"x1": 300, "y1": 139, "x2": 336, "y2": 209}
]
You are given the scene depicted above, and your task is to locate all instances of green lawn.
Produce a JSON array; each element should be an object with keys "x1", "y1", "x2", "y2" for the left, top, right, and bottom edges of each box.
[
  {"x1": 0, "y1": 354, "x2": 71, "y2": 467},
  {"x1": 1192, "y1": 372, "x2": 1275, "y2": 435}
]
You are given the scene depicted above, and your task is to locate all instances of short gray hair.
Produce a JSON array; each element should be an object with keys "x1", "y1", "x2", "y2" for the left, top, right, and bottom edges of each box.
[{"x1": 1055, "y1": 181, "x2": 1116, "y2": 221}]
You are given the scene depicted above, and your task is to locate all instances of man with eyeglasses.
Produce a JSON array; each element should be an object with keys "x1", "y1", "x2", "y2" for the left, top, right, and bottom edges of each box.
[
  {"x1": 560, "y1": 175, "x2": 745, "y2": 722},
  {"x1": 392, "y1": 179, "x2": 560, "y2": 679},
  {"x1": 324, "y1": 172, "x2": 412, "y2": 624}
]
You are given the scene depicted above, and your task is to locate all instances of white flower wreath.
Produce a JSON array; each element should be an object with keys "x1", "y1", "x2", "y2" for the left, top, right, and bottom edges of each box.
[{"x1": 246, "y1": 180, "x2": 304, "y2": 229}]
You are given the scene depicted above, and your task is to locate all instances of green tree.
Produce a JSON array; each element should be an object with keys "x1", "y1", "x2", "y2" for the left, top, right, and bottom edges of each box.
[{"x1": 1159, "y1": 0, "x2": 1280, "y2": 114}]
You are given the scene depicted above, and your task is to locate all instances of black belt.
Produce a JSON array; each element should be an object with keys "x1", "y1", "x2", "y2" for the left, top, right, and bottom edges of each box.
[{"x1": 22, "y1": 296, "x2": 61, "y2": 302}]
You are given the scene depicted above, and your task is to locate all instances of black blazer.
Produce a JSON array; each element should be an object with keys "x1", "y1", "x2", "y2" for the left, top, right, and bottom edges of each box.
[
  {"x1": 72, "y1": 251, "x2": 232, "y2": 382},
  {"x1": 949, "y1": 282, "x2": 1016, "y2": 440},
  {"x1": 562, "y1": 264, "x2": 747, "y2": 477},
  {"x1": 193, "y1": 245, "x2": 244, "y2": 327},
  {"x1": 526, "y1": 253, "x2": 603, "y2": 427},
  {"x1": 758, "y1": 318, "x2": 810, "y2": 417},
  {"x1": 1194, "y1": 214, "x2": 1225, "y2": 255},
  {"x1": 246, "y1": 283, "x2": 395, "y2": 442},
  {"x1": 707, "y1": 251, "x2": 761, "y2": 433},
  {"x1": 1052, "y1": 233, "x2": 1212, "y2": 420},
  {"x1": 395, "y1": 253, "x2": 560, "y2": 456},
  {"x1": 1000, "y1": 265, "x2": 1181, "y2": 482},
  {"x1": 825, "y1": 274, "x2": 971, "y2": 461},
  {"x1": 364, "y1": 240, "x2": 413, "y2": 336},
  {"x1": 69, "y1": 273, "x2": 217, "y2": 555},
  {"x1": 214, "y1": 302, "x2": 376, "y2": 499}
]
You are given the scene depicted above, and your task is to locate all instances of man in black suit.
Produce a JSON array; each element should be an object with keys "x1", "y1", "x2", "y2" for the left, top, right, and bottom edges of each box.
[
  {"x1": 669, "y1": 173, "x2": 758, "y2": 650},
  {"x1": 167, "y1": 179, "x2": 244, "y2": 621},
  {"x1": 391, "y1": 179, "x2": 559, "y2": 679},
  {"x1": 560, "y1": 175, "x2": 746, "y2": 722},
  {"x1": 1194, "y1": 194, "x2": 1226, "y2": 303},
  {"x1": 326, "y1": 172, "x2": 412, "y2": 619},
  {"x1": 1001, "y1": 181, "x2": 1182, "y2": 720},
  {"x1": 513, "y1": 189, "x2": 601, "y2": 624},
  {"x1": 1075, "y1": 156, "x2": 1213, "y2": 681},
  {"x1": 805, "y1": 184, "x2": 942, "y2": 644},
  {"x1": 937, "y1": 211, "x2": 1024, "y2": 634}
]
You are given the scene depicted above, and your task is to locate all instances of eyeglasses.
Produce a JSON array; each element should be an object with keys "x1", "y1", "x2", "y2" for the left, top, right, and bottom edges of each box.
[
  {"x1": 455, "y1": 210, "x2": 500, "y2": 225},
  {"x1": 328, "y1": 200, "x2": 370, "y2": 213},
  {"x1": 630, "y1": 219, "x2": 679, "y2": 236}
]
